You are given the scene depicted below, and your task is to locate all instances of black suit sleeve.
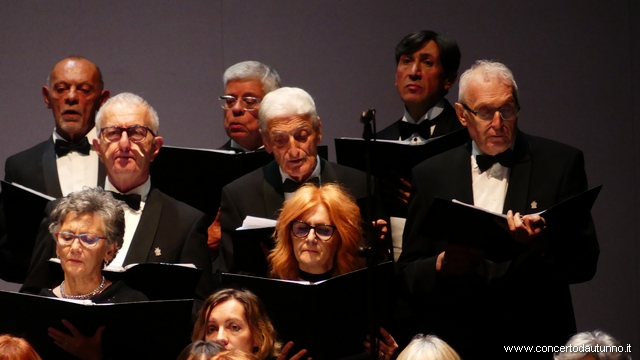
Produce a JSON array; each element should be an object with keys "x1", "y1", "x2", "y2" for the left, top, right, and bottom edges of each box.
[
  {"x1": 21, "y1": 204, "x2": 58, "y2": 294},
  {"x1": 217, "y1": 185, "x2": 243, "y2": 273},
  {"x1": 177, "y1": 212, "x2": 214, "y2": 300}
]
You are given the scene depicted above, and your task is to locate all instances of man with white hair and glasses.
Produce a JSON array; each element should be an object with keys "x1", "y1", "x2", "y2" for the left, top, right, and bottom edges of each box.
[{"x1": 398, "y1": 60, "x2": 599, "y2": 359}]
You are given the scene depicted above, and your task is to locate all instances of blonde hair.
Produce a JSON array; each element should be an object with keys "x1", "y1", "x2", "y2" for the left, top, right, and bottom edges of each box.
[
  {"x1": 397, "y1": 334, "x2": 460, "y2": 360},
  {"x1": 268, "y1": 183, "x2": 365, "y2": 279},
  {"x1": 0, "y1": 334, "x2": 42, "y2": 360},
  {"x1": 192, "y1": 289, "x2": 280, "y2": 360}
]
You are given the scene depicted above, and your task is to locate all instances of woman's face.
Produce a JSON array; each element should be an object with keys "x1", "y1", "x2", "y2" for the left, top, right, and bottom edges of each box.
[
  {"x1": 292, "y1": 204, "x2": 340, "y2": 274},
  {"x1": 55, "y1": 212, "x2": 116, "y2": 279},
  {"x1": 205, "y1": 299, "x2": 256, "y2": 355}
]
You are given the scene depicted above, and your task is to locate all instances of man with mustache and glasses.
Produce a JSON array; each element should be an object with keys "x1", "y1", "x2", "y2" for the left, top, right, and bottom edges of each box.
[{"x1": 0, "y1": 56, "x2": 109, "y2": 282}]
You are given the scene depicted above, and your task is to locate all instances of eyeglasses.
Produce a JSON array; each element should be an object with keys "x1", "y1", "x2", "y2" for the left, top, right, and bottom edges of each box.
[
  {"x1": 100, "y1": 126, "x2": 157, "y2": 143},
  {"x1": 218, "y1": 96, "x2": 261, "y2": 111},
  {"x1": 460, "y1": 103, "x2": 520, "y2": 121},
  {"x1": 290, "y1": 220, "x2": 336, "y2": 241},
  {"x1": 54, "y1": 231, "x2": 107, "y2": 249}
]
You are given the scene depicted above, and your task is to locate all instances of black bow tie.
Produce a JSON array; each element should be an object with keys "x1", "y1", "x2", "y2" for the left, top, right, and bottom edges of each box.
[
  {"x1": 476, "y1": 148, "x2": 516, "y2": 173},
  {"x1": 282, "y1": 177, "x2": 320, "y2": 193},
  {"x1": 54, "y1": 137, "x2": 91, "y2": 156},
  {"x1": 398, "y1": 118, "x2": 439, "y2": 140},
  {"x1": 109, "y1": 191, "x2": 142, "y2": 211}
]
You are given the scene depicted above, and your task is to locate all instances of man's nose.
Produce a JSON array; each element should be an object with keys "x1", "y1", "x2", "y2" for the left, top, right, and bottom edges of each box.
[
  {"x1": 65, "y1": 87, "x2": 79, "y2": 104},
  {"x1": 231, "y1": 100, "x2": 244, "y2": 115},
  {"x1": 409, "y1": 62, "x2": 422, "y2": 78},
  {"x1": 489, "y1": 111, "x2": 504, "y2": 128},
  {"x1": 118, "y1": 130, "x2": 132, "y2": 148}
]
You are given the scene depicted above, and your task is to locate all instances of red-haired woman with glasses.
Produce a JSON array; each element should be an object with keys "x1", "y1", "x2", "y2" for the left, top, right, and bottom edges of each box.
[{"x1": 268, "y1": 183, "x2": 365, "y2": 282}]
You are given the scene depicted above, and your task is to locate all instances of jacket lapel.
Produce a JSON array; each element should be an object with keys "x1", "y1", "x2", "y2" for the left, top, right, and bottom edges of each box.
[
  {"x1": 123, "y1": 187, "x2": 162, "y2": 265},
  {"x1": 452, "y1": 143, "x2": 474, "y2": 205},
  {"x1": 97, "y1": 160, "x2": 107, "y2": 188},
  {"x1": 263, "y1": 161, "x2": 285, "y2": 219},
  {"x1": 502, "y1": 132, "x2": 532, "y2": 214},
  {"x1": 42, "y1": 141, "x2": 63, "y2": 198}
]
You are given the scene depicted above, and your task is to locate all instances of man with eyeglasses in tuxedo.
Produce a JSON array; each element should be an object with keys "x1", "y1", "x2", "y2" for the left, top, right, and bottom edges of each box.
[
  {"x1": 398, "y1": 60, "x2": 599, "y2": 359},
  {"x1": 22, "y1": 93, "x2": 213, "y2": 305}
]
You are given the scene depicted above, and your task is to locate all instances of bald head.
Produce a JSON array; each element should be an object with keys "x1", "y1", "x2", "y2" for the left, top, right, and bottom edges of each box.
[{"x1": 43, "y1": 56, "x2": 110, "y2": 142}]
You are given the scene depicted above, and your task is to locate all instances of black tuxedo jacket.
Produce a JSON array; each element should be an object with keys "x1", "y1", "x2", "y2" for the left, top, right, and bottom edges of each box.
[
  {"x1": 376, "y1": 99, "x2": 463, "y2": 140},
  {"x1": 21, "y1": 188, "x2": 213, "y2": 300},
  {"x1": 218, "y1": 159, "x2": 370, "y2": 272},
  {"x1": 4, "y1": 138, "x2": 106, "y2": 197},
  {"x1": 0, "y1": 138, "x2": 106, "y2": 282},
  {"x1": 398, "y1": 132, "x2": 599, "y2": 359}
]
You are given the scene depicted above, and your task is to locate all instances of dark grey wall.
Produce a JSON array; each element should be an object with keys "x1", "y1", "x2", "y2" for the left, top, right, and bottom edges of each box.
[{"x1": 1, "y1": 0, "x2": 637, "y2": 350}]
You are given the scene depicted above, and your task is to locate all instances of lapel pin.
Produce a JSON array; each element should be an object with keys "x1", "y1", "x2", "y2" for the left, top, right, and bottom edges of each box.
[
  {"x1": 154, "y1": 247, "x2": 162, "y2": 256},
  {"x1": 531, "y1": 201, "x2": 538, "y2": 209}
]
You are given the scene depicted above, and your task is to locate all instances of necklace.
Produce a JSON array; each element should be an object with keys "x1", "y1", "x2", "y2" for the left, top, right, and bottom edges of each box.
[{"x1": 60, "y1": 276, "x2": 107, "y2": 300}]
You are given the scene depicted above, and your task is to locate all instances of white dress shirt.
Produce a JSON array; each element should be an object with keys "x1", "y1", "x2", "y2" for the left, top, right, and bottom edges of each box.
[
  {"x1": 104, "y1": 177, "x2": 152, "y2": 268},
  {"x1": 280, "y1": 156, "x2": 322, "y2": 200},
  {"x1": 52, "y1": 127, "x2": 99, "y2": 196},
  {"x1": 399, "y1": 99, "x2": 446, "y2": 145},
  {"x1": 470, "y1": 142, "x2": 510, "y2": 213}
]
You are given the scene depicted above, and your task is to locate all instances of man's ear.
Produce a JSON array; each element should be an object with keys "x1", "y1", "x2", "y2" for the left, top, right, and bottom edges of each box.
[
  {"x1": 444, "y1": 72, "x2": 457, "y2": 91},
  {"x1": 316, "y1": 117, "x2": 322, "y2": 143},
  {"x1": 42, "y1": 87, "x2": 52, "y2": 109},
  {"x1": 261, "y1": 129, "x2": 273, "y2": 154},
  {"x1": 454, "y1": 102, "x2": 468, "y2": 127},
  {"x1": 99, "y1": 90, "x2": 111, "y2": 106},
  {"x1": 149, "y1": 136, "x2": 164, "y2": 162},
  {"x1": 92, "y1": 139, "x2": 105, "y2": 162}
]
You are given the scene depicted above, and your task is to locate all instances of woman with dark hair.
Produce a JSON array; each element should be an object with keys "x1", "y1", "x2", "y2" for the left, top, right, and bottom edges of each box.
[{"x1": 192, "y1": 288, "x2": 306, "y2": 360}]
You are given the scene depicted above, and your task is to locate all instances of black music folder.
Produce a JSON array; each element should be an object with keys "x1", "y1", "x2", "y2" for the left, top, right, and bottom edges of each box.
[
  {"x1": 423, "y1": 185, "x2": 603, "y2": 262},
  {"x1": 231, "y1": 225, "x2": 276, "y2": 277},
  {"x1": 45, "y1": 260, "x2": 202, "y2": 301},
  {"x1": 102, "y1": 262, "x2": 202, "y2": 300},
  {"x1": 334, "y1": 129, "x2": 469, "y2": 181},
  {"x1": 0, "y1": 291, "x2": 193, "y2": 359},
  {"x1": 0, "y1": 181, "x2": 54, "y2": 283},
  {"x1": 221, "y1": 262, "x2": 395, "y2": 360},
  {"x1": 149, "y1": 145, "x2": 329, "y2": 217},
  {"x1": 149, "y1": 146, "x2": 274, "y2": 216}
]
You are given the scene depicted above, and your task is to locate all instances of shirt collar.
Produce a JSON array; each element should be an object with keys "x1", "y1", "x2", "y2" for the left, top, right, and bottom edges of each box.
[
  {"x1": 230, "y1": 139, "x2": 265, "y2": 153},
  {"x1": 105, "y1": 176, "x2": 152, "y2": 203},
  {"x1": 279, "y1": 156, "x2": 322, "y2": 185},
  {"x1": 401, "y1": 99, "x2": 445, "y2": 124},
  {"x1": 52, "y1": 126, "x2": 98, "y2": 145}
]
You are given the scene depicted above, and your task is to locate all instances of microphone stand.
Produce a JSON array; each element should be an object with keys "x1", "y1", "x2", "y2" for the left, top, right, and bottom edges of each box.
[{"x1": 359, "y1": 109, "x2": 380, "y2": 360}]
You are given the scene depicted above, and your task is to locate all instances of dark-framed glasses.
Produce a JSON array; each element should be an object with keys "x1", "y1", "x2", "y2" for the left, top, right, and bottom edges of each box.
[
  {"x1": 54, "y1": 231, "x2": 106, "y2": 248},
  {"x1": 218, "y1": 95, "x2": 261, "y2": 111},
  {"x1": 100, "y1": 125, "x2": 157, "y2": 143},
  {"x1": 290, "y1": 220, "x2": 336, "y2": 241},
  {"x1": 460, "y1": 103, "x2": 520, "y2": 121}
]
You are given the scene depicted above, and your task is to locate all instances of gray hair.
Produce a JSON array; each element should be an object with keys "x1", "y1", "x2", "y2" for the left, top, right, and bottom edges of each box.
[
  {"x1": 397, "y1": 334, "x2": 461, "y2": 360},
  {"x1": 458, "y1": 60, "x2": 519, "y2": 105},
  {"x1": 258, "y1": 87, "x2": 319, "y2": 133},
  {"x1": 95, "y1": 92, "x2": 159, "y2": 136},
  {"x1": 223, "y1": 61, "x2": 281, "y2": 94},
  {"x1": 554, "y1": 331, "x2": 631, "y2": 360},
  {"x1": 48, "y1": 187, "x2": 125, "y2": 262}
]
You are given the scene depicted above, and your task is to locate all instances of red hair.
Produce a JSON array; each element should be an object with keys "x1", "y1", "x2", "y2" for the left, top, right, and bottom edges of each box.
[
  {"x1": 268, "y1": 183, "x2": 365, "y2": 279},
  {"x1": 0, "y1": 334, "x2": 42, "y2": 360}
]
